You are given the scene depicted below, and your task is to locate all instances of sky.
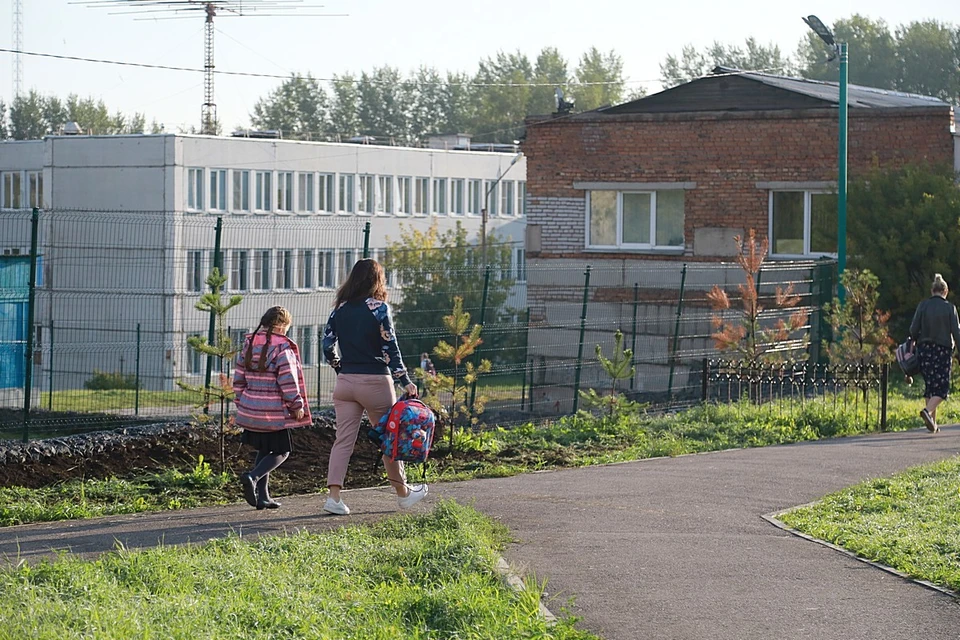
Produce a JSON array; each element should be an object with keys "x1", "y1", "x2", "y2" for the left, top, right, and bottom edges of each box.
[{"x1": 2, "y1": 0, "x2": 957, "y2": 133}]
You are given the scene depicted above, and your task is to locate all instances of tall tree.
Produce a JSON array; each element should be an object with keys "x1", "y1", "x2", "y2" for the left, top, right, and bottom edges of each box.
[
  {"x1": 471, "y1": 50, "x2": 533, "y2": 143},
  {"x1": 661, "y1": 39, "x2": 790, "y2": 88},
  {"x1": 9, "y1": 90, "x2": 54, "y2": 139},
  {"x1": 895, "y1": 20, "x2": 960, "y2": 102},
  {"x1": 570, "y1": 47, "x2": 626, "y2": 110},
  {"x1": 796, "y1": 15, "x2": 898, "y2": 89},
  {"x1": 251, "y1": 74, "x2": 329, "y2": 140},
  {"x1": 442, "y1": 70, "x2": 475, "y2": 136},
  {"x1": 356, "y1": 66, "x2": 409, "y2": 142},
  {"x1": 408, "y1": 66, "x2": 448, "y2": 142},
  {"x1": 0, "y1": 100, "x2": 7, "y2": 140},
  {"x1": 329, "y1": 73, "x2": 360, "y2": 139},
  {"x1": 527, "y1": 47, "x2": 570, "y2": 116}
]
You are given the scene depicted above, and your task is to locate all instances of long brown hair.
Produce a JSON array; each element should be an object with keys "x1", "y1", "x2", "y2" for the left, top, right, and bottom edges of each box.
[
  {"x1": 244, "y1": 306, "x2": 292, "y2": 371},
  {"x1": 334, "y1": 258, "x2": 387, "y2": 308}
]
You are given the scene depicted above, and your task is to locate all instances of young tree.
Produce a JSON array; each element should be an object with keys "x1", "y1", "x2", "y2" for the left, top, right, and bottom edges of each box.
[
  {"x1": 384, "y1": 221, "x2": 515, "y2": 362},
  {"x1": 822, "y1": 269, "x2": 894, "y2": 367},
  {"x1": 251, "y1": 74, "x2": 330, "y2": 140},
  {"x1": 707, "y1": 229, "x2": 809, "y2": 363},
  {"x1": 580, "y1": 329, "x2": 636, "y2": 418},
  {"x1": 178, "y1": 268, "x2": 243, "y2": 472}
]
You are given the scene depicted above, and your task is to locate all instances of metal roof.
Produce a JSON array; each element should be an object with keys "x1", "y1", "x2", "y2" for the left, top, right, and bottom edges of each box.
[{"x1": 738, "y1": 71, "x2": 949, "y2": 109}]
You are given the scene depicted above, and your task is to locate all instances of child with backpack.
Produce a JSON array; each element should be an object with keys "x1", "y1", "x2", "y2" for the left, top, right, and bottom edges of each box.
[
  {"x1": 233, "y1": 306, "x2": 312, "y2": 509},
  {"x1": 321, "y1": 258, "x2": 428, "y2": 515}
]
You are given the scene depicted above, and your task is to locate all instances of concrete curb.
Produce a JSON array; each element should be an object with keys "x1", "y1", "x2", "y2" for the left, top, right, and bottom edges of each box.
[
  {"x1": 761, "y1": 506, "x2": 959, "y2": 601},
  {"x1": 495, "y1": 556, "x2": 557, "y2": 625}
]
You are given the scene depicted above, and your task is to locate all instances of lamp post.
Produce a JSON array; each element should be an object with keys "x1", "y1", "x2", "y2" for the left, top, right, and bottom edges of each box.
[
  {"x1": 481, "y1": 151, "x2": 523, "y2": 264},
  {"x1": 803, "y1": 14, "x2": 847, "y2": 302}
]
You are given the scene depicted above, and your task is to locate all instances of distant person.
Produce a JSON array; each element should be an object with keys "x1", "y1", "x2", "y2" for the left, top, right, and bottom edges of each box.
[
  {"x1": 321, "y1": 258, "x2": 427, "y2": 515},
  {"x1": 909, "y1": 273, "x2": 960, "y2": 433},
  {"x1": 233, "y1": 306, "x2": 312, "y2": 509}
]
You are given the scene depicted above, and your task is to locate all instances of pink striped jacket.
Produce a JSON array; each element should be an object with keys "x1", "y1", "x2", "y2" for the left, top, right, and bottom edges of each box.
[{"x1": 233, "y1": 331, "x2": 312, "y2": 432}]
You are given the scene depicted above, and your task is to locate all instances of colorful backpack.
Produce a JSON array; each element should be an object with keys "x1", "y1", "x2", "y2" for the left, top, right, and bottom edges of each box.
[{"x1": 367, "y1": 396, "x2": 436, "y2": 463}]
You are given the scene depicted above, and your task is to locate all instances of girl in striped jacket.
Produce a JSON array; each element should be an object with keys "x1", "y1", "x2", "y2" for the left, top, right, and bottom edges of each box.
[{"x1": 233, "y1": 306, "x2": 312, "y2": 509}]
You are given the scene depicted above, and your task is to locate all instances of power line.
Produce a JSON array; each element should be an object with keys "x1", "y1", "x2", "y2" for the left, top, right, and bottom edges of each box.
[{"x1": 0, "y1": 47, "x2": 656, "y2": 87}]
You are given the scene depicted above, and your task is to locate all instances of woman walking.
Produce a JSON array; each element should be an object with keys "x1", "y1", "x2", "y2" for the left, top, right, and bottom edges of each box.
[
  {"x1": 233, "y1": 306, "x2": 312, "y2": 509},
  {"x1": 321, "y1": 258, "x2": 427, "y2": 515},
  {"x1": 909, "y1": 273, "x2": 960, "y2": 433}
]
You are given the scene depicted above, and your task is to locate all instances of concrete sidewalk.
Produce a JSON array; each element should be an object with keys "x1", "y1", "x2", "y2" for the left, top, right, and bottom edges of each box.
[{"x1": 1, "y1": 426, "x2": 959, "y2": 639}]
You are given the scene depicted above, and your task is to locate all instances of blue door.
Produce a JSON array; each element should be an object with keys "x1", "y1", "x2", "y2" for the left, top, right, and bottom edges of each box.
[{"x1": 0, "y1": 258, "x2": 29, "y2": 389}]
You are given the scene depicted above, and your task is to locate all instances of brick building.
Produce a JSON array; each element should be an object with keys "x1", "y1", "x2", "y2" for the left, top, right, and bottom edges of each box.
[{"x1": 519, "y1": 70, "x2": 956, "y2": 407}]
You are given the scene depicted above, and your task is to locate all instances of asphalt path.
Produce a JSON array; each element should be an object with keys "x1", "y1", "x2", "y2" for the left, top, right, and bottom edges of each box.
[{"x1": 1, "y1": 425, "x2": 958, "y2": 639}]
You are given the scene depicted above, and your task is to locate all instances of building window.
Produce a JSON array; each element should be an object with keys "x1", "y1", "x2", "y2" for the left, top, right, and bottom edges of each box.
[
  {"x1": 397, "y1": 177, "x2": 412, "y2": 214},
  {"x1": 298, "y1": 326, "x2": 314, "y2": 366},
  {"x1": 230, "y1": 328, "x2": 248, "y2": 353},
  {"x1": 501, "y1": 181, "x2": 515, "y2": 216},
  {"x1": 233, "y1": 170, "x2": 250, "y2": 212},
  {"x1": 515, "y1": 248, "x2": 526, "y2": 282},
  {"x1": 518, "y1": 181, "x2": 527, "y2": 216},
  {"x1": 27, "y1": 171, "x2": 42, "y2": 209},
  {"x1": 432, "y1": 178, "x2": 447, "y2": 215},
  {"x1": 188, "y1": 333, "x2": 204, "y2": 375},
  {"x1": 276, "y1": 172, "x2": 293, "y2": 212},
  {"x1": 451, "y1": 179, "x2": 465, "y2": 215},
  {"x1": 484, "y1": 181, "x2": 498, "y2": 216},
  {"x1": 230, "y1": 250, "x2": 248, "y2": 291},
  {"x1": 587, "y1": 190, "x2": 685, "y2": 249},
  {"x1": 319, "y1": 173, "x2": 334, "y2": 213},
  {"x1": 414, "y1": 177, "x2": 429, "y2": 215},
  {"x1": 255, "y1": 171, "x2": 272, "y2": 212},
  {"x1": 297, "y1": 249, "x2": 314, "y2": 288},
  {"x1": 187, "y1": 168, "x2": 203, "y2": 210},
  {"x1": 187, "y1": 250, "x2": 204, "y2": 292},
  {"x1": 276, "y1": 249, "x2": 293, "y2": 289},
  {"x1": 338, "y1": 174, "x2": 355, "y2": 213},
  {"x1": 1, "y1": 172, "x2": 22, "y2": 209},
  {"x1": 468, "y1": 179, "x2": 482, "y2": 215},
  {"x1": 318, "y1": 249, "x2": 335, "y2": 287},
  {"x1": 339, "y1": 249, "x2": 355, "y2": 284},
  {"x1": 298, "y1": 173, "x2": 315, "y2": 213},
  {"x1": 209, "y1": 169, "x2": 227, "y2": 211},
  {"x1": 254, "y1": 249, "x2": 271, "y2": 289},
  {"x1": 377, "y1": 175, "x2": 393, "y2": 214},
  {"x1": 769, "y1": 191, "x2": 837, "y2": 256},
  {"x1": 358, "y1": 175, "x2": 375, "y2": 214}
]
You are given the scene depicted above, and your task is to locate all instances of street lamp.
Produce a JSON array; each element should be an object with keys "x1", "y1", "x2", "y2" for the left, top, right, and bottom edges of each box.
[
  {"x1": 480, "y1": 150, "x2": 523, "y2": 264},
  {"x1": 803, "y1": 14, "x2": 848, "y2": 302}
]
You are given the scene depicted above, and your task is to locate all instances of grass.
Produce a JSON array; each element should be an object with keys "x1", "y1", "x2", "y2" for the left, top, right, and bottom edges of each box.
[
  {"x1": 0, "y1": 501, "x2": 595, "y2": 639},
  {"x1": 778, "y1": 457, "x2": 960, "y2": 593},
  {"x1": 39, "y1": 388, "x2": 202, "y2": 413}
]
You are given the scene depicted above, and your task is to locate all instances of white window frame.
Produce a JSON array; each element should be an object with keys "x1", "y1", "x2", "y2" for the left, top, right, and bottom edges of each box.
[
  {"x1": 585, "y1": 190, "x2": 685, "y2": 250},
  {"x1": 414, "y1": 177, "x2": 429, "y2": 215},
  {"x1": 230, "y1": 249, "x2": 249, "y2": 291},
  {"x1": 255, "y1": 171, "x2": 273, "y2": 212},
  {"x1": 297, "y1": 249, "x2": 314, "y2": 289},
  {"x1": 253, "y1": 249, "x2": 271, "y2": 290},
  {"x1": 467, "y1": 179, "x2": 482, "y2": 216},
  {"x1": 186, "y1": 168, "x2": 204, "y2": 211},
  {"x1": 1, "y1": 171, "x2": 23, "y2": 209},
  {"x1": 484, "y1": 181, "x2": 499, "y2": 216},
  {"x1": 518, "y1": 181, "x2": 527, "y2": 217},
  {"x1": 377, "y1": 175, "x2": 393, "y2": 214},
  {"x1": 186, "y1": 250, "x2": 204, "y2": 292},
  {"x1": 277, "y1": 172, "x2": 294, "y2": 212},
  {"x1": 451, "y1": 179, "x2": 465, "y2": 215},
  {"x1": 514, "y1": 248, "x2": 526, "y2": 283},
  {"x1": 501, "y1": 181, "x2": 515, "y2": 216},
  {"x1": 432, "y1": 178, "x2": 447, "y2": 215},
  {"x1": 276, "y1": 249, "x2": 293, "y2": 289},
  {"x1": 397, "y1": 176, "x2": 412, "y2": 215},
  {"x1": 338, "y1": 174, "x2": 355, "y2": 213},
  {"x1": 27, "y1": 171, "x2": 42, "y2": 209},
  {"x1": 232, "y1": 170, "x2": 250, "y2": 212},
  {"x1": 318, "y1": 249, "x2": 336, "y2": 288},
  {"x1": 339, "y1": 249, "x2": 355, "y2": 284},
  {"x1": 188, "y1": 333, "x2": 204, "y2": 375},
  {"x1": 298, "y1": 173, "x2": 315, "y2": 213},
  {"x1": 768, "y1": 190, "x2": 837, "y2": 258},
  {"x1": 209, "y1": 169, "x2": 227, "y2": 211},
  {"x1": 318, "y1": 173, "x2": 334, "y2": 213},
  {"x1": 298, "y1": 325, "x2": 315, "y2": 366},
  {"x1": 358, "y1": 174, "x2": 376, "y2": 215}
]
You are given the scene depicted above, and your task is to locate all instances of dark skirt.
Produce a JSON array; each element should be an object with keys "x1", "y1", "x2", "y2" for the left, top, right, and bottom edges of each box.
[
  {"x1": 918, "y1": 342, "x2": 952, "y2": 400},
  {"x1": 241, "y1": 428, "x2": 293, "y2": 454}
]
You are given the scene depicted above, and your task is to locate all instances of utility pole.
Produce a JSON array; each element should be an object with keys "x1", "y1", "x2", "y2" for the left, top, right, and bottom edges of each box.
[{"x1": 12, "y1": 0, "x2": 23, "y2": 99}]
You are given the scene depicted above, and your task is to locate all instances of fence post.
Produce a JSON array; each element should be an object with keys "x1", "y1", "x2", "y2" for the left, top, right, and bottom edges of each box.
[
  {"x1": 362, "y1": 221, "x2": 371, "y2": 259},
  {"x1": 701, "y1": 358, "x2": 709, "y2": 403},
  {"x1": 22, "y1": 207, "x2": 40, "y2": 443},
  {"x1": 520, "y1": 307, "x2": 531, "y2": 410},
  {"x1": 316, "y1": 328, "x2": 323, "y2": 411},
  {"x1": 572, "y1": 266, "x2": 592, "y2": 414},
  {"x1": 667, "y1": 264, "x2": 688, "y2": 401},
  {"x1": 135, "y1": 322, "x2": 142, "y2": 417},
  {"x1": 630, "y1": 282, "x2": 639, "y2": 390},
  {"x1": 469, "y1": 265, "x2": 492, "y2": 413},
  {"x1": 880, "y1": 363, "x2": 888, "y2": 431},
  {"x1": 203, "y1": 217, "x2": 224, "y2": 411},
  {"x1": 47, "y1": 319, "x2": 54, "y2": 411}
]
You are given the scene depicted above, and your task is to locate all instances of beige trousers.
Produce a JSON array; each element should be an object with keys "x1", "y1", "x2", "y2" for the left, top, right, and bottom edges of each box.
[{"x1": 327, "y1": 374, "x2": 405, "y2": 489}]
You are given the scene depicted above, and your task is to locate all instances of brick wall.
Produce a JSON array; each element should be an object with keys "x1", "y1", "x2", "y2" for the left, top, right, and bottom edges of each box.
[{"x1": 524, "y1": 107, "x2": 955, "y2": 260}]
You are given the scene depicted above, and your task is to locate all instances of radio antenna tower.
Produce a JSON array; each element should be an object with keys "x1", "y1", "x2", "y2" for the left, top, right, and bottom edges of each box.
[
  {"x1": 12, "y1": 0, "x2": 23, "y2": 99},
  {"x1": 72, "y1": 1, "x2": 345, "y2": 135}
]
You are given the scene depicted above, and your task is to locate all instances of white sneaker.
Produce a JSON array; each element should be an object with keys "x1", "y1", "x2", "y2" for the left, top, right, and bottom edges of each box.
[
  {"x1": 323, "y1": 497, "x2": 350, "y2": 515},
  {"x1": 398, "y1": 484, "x2": 428, "y2": 510}
]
